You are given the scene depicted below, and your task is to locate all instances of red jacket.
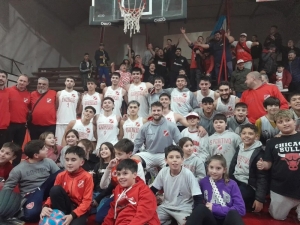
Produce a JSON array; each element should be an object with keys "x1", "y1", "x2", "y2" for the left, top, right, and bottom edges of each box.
[
  {"x1": 270, "y1": 69, "x2": 292, "y2": 88},
  {"x1": 44, "y1": 168, "x2": 93, "y2": 217},
  {"x1": 240, "y1": 83, "x2": 289, "y2": 123},
  {"x1": 7, "y1": 86, "x2": 31, "y2": 123},
  {"x1": 103, "y1": 177, "x2": 160, "y2": 225},
  {"x1": 235, "y1": 41, "x2": 252, "y2": 62},
  {"x1": 202, "y1": 55, "x2": 214, "y2": 74},
  {"x1": 0, "y1": 88, "x2": 10, "y2": 129}
]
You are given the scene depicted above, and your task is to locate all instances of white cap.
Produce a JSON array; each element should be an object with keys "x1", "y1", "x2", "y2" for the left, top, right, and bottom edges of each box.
[
  {"x1": 237, "y1": 59, "x2": 245, "y2": 64},
  {"x1": 185, "y1": 112, "x2": 200, "y2": 119},
  {"x1": 240, "y1": 33, "x2": 247, "y2": 37}
]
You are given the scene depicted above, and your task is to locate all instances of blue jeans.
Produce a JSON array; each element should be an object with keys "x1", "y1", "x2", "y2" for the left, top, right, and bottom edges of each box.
[
  {"x1": 95, "y1": 196, "x2": 113, "y2": 224},
  {"x1": 90, "y1": 192, "x2": 110, "y2": 214},
  {"x1": 98, "y1": 66, "x2": 111, "y2": 86},
  {"x1": 22, "y1": 170, "x2": 61, "y2": 222}
]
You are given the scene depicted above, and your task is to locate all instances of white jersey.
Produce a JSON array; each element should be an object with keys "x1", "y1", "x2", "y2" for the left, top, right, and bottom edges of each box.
[
  {"x1": 123, "y1": 117, "x2": 144, "y2": 142},
  {"x1": 216, "y1": 95, "x2": 237, "y2": 117},
  {"x1": 104, "y1": 86, "x2": 123, "y2": 116},
  {"x1": 57, "y1": 90, "x2": 79, "y2": 124},
  {"x1": 181, "y1": 128, "x2": 209, "y2": 155},
  {"x1": 196, "y1": 90, "x2": 215, "y2": 107},
  {"x1": 95, "y1": 114, "x2": 119, "y2": 154},
  {"x1": 170, "y1": 88, "x2": 192, "y2": 117},
  {"x1": 128, "y1": 83, "x2": 149, "y2": 118},
  {"x1": 72, "y1": 120, "x2": 94, "y2": 141},
  {"x1": 81, "y1": 92, "x2": 101, "y2": 115},
  {"x1": 164, "y1": 111, "x2": 176, "y2": 124}
]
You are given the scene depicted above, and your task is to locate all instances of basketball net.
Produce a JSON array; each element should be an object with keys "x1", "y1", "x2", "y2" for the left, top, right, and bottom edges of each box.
[{"x1": 118, "y1": 0, "x2": 146, "y2": 37}]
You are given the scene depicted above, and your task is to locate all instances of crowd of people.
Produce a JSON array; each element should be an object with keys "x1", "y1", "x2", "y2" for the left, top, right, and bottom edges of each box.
[{"x1": 0, "y1": 24, "x2": 300, "y2": 225}]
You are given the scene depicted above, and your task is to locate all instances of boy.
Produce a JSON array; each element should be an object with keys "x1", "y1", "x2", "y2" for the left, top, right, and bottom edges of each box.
[
  {"x1": 181, "y1": 112, "x2": 209, "y2": 155},
  {"x1": 41, "y1": 146, "x2": 93, "y2": 225},
  {"x1": 102, "y1": 159, "x2": 160, "y2": 225},
  {"x1": 288, "y1": 92, "x2": 300, "y2": 132},
  {"x1": 227, "y1": 102, "x2": 250, "y2": 134},
  {"x1": 271, "y1": 64, "x2": 292, "y2": 90},
  {"x1": 0, "y1": 143, "x2": 21, "y2": 188},
  {"x1": 229, "y1": 124, "x2": 268, "y2": 212},
  {"x1": 3, "y1": 140, "x2": 60, "y2": 222},
  {"x1": 257, "y1": 110, "x2": 300, "y2": 221},
  {"x1": 151, "y1": 145, "x2": 202, "y2": 225},
  {"x1": 255, "y1": 97, "x2": 280, "y2": 146},
  {"x1": 94, "y1": 139, "x2": 145, "y2": 224},
  {"x1": 206, "y1": 114, "x2": 242, "y2": 169}
]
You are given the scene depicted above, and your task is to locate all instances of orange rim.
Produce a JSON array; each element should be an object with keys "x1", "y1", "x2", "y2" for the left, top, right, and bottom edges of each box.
[{"x1": 118, "y1": 0, "x2": 146, "y2": 12}]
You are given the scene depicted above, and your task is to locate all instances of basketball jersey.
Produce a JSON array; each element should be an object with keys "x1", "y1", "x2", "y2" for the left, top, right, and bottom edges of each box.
[
  {"x1": 260, "y1": 116, "x2": 280, "y2": 141},
  {"x1": 123, "y1": 117, "x2": 144, "y2": 142},
  {"x1": 72, "y1": 120, "x2": 94, "y2": 141},
  {"x1": 128, "y1": 83, "x2": 149, "y2": 118},
  {"x1": 95, "y1": 114, "x2": 119, "y2": 154},
  {"x1": 104, "y1": 87, "x2": 123, "y2": 116},
  {"x1": 170, "y1": 88, "x2": 192, "y2": 117},
  {"x1": 216, "y1": 95, "x2": 236, "y2": 117},
  {"x1": 164, "y1": 111, "x2": 176, "y2": 124},
  {"x1": 196, "y1": 90, "x2": 215, "y2": 107},
  {"x1": 57, "y1": 90, "x2": 79, "y2": 124},
  {"x1": 81, "y1": 92, "x2": 101, "y2": 115}
]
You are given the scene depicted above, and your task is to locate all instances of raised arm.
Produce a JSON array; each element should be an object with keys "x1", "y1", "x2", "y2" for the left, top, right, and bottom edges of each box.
[{"x1": 180, "y1": 27, "x2": 192, "y2": 45}]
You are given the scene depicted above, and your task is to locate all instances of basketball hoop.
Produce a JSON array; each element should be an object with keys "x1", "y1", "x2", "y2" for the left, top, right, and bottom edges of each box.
[{"x1": 118, "y1": 0, "x2": 146, "y2": 37}]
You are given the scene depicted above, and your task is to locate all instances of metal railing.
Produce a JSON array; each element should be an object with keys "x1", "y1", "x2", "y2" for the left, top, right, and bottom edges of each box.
[{"x1": 0, "y1": 54, "x2": 24, "y2": 86}]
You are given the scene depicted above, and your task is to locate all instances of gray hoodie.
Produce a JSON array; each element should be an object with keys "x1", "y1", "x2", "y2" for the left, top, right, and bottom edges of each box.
[
  {"x1": 133, "y1": 117, "x2": 182, "y2": 154},
  {"x1": 207, "y1": 130, "x2": 242, "y2": 171},
  {"x1": 227, "y1": 116, "x2": 251, "y2": 135},
  {"x1": 233, "y1": 141, "x2": 262, "y2": 184},
  {"x1": 183, "y1": 154, "x2": 206, "y2": 181},
  {"x1": 194, "y1": 108, "x2": 217, "y2": 136}
]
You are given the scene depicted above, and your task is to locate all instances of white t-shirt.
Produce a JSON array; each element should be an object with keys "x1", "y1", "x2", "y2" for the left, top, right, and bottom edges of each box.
[
  {"x1": 57, "y1": 90, "x2": 79, "y2": 124},
  {"x1": 232, "y1": 41, "x2": 252, "y2": 49},
  {"x1": 170, "y1": 89, "x2": 192, "y2": 117},
  {"x1": 164, "y1": 111, "x2": 176, "y2": 124},
  {"x1": 81, "y1": 92, "x2": 101, "y2": 116},
  {"x1": 104, "y1": 87, "x2": 123, "y2": 116},
  {"x1": 128, "y1": 83, "x2": 149, "y2": 118},
  {"x1": 72, "y1": 120, "x2": 94, "y2": 141},
  {"x1": 275, "y1": 71, "x2": 283, "y2": 90},
  {"x1": 152, "y1": 167, "x2": 202, "y2": 211}
]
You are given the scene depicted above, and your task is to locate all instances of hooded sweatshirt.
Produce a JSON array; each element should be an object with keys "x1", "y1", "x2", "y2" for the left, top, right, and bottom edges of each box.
[
  {"x1": 195, "y1": 108, "x2": 217, "y2": 136},
  {"x1": 208, "y1": 130, "x2": 242, "y2": 170},
  {"x1": 183, "y1": 153, "x2": 206, "y2": 181},
  {"x1": 227, "y1": 116, "x2": 251, "y2": 134},
  {"x1": 133, "y1": 117, "x2": 182, "y2": 154}
]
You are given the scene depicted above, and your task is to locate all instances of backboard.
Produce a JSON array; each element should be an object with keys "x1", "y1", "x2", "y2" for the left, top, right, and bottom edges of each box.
[{"x1": 89, "y1": 0, "x2": 187, "y2": 26}]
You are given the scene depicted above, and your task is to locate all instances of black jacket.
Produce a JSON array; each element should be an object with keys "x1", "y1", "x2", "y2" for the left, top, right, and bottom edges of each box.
[
  {"x1": 229, "y1": 146, "x2": 269, "y2": 203},
  {"x1": 79, "y1": 60, "x2": 93, "y2": 74},
  {"x1": 94, "y1": 49, "x2": 110, "y2": 66},
  {"x1": 170, "y1": 55, "x2": 189, "y2": 73},
  {"x1": 82, "y1": 153, "x2": 99, "y2": 173}
]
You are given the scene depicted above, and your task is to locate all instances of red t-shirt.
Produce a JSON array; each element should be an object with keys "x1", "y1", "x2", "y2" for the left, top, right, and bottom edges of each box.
[
  {"x1": 7, "y1": 86, "x2": 31, "y2": 123},
  {"x1": 30, "y1": 90, "x2": 57, "y2": 126},
  {"x1": 0, "y1": 161, "x2": 13, "y2": 181},
  {"x1": 240, "y1": 83, "x2": 289, "y2": 123},
  {"x1": 0, "y1": 88, "x2": 10, "y2": 129}
]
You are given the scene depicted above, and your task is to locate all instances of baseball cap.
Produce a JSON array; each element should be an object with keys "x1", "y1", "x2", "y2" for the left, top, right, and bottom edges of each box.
[
  {"x1": 240, "y1": 33, "x2": 247, "y2": 37},
  {"x1": 185, "y1": 112, "x2": 200, "y2": 119},
  {"x1": 237, "y1": 59, "x2": 245, "y2": 64}
]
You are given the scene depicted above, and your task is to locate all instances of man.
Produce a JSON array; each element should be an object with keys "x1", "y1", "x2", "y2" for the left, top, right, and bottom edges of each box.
[
  {"x1": 142, "y1": 43, "x2": 155, "y2": 71},
  {"x1": 214, "y1": 81, "x2": 240, "y2": 117},
  {"x1": 124, "y1": 67, "x2": 153, "y2": 118},
  {"x1": 94, "y1": 43, "x2": 110, "y2": 86},
  {"x1": 251, "y1": 35, "x2": 263, "y2": 71},
  {"x1": 79, "y1": 78, "x2": 102, "y2": 116},
  {"x1": 147, "y1": 76, "x2": 165, "y2": 107},
  {"x1": 169, "y1": 48, "x2": 189, "y2": 87},
  {"x1": 103, "y1": 72, "x2": 127, "y2": 116},
  {"x1": 55, "y1": 77, "x2": 80, "y2": 145},
  {"x1": 143, "y1": 62, "x2": 158, "y2": 84},
  {"x1": 193, "y1": 76, "x2": 219, "y2": 108},
  {"x1": 261, "y1": 45, "x2": 277, "y2": 76},
  {"x1": 232, "y1": 33, "x2": 259, "y2": 69},
  {"x1": 180, "y1": 27, "x2": 203, "y2": 91},
  {"x1": 93, "y1": 97, "x2": 121, "y2": 154},
  {"x1": 164, "y1": 38, "x2": 179, "y2": 69},
  {"x1": 29, "y1": 77, "x2": 56, "y2": 140},
  {"x1": 79, "y1": 53, "x2": 93, "y2": 91},
  {"x1": 282, "y1": 40, "x2": 300, "y2": 66},
  {"x1": 0, "y1": 70, "x2": 10, "y2": 148},
  {"x1": 7, "y1": 74, "x2": 30, "y2": 165},
  {"x1": 240, "y1": 71, "x2": 289, "y2": 123},
  {"x1": 199, "y1": 30, "x2": 235, "y2": 80},
  {"x1": 153, "y1": 48, "x2": 168, "y2": 83},
  {"x1": 286, "y1": 50, "x2": 300, "y2": 92},
  {"x1": 62, "y1": 106, "x2": 96, "y2": 146},
  {"x1": 132, "y1": 101, "x2": 182, "y2": 169},
  {"x1": 264, "y1": 25, "x2": 282, "y2": 52},
  {"x1": 230, "y1": 59, "x2": 251, "y2": 97}
]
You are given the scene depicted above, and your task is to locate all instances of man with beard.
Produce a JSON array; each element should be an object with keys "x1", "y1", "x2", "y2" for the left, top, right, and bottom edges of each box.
[
  {"x1": 169, "y1": 48, "x2": 189, "y2": 87},
  {"x1": 286, "y1": 50, "x2": 300, "y2": 92},
  {"x1": 55, "y1": 77, "x2": 80, "y2": 145},
  {"x1": 29, "y1": 77, "x2": 57, "y2": 140},
  {"x1": 132, "y1": 101, "x2": 182, "y2": 169},
  {"x1": 214, "y1": 81, "x2": 240, "y2": 117},
  {"x1": 0, "y1": 70, "x2": 10, "y2": 148},
  {"x1": 240, "y1": 71, "x2": 288, "y2": 123}
]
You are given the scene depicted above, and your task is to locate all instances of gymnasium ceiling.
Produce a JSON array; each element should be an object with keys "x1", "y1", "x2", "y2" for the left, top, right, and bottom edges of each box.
[{"x1": 21, "y1": 0, "x2": 300, "y2": 29}]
